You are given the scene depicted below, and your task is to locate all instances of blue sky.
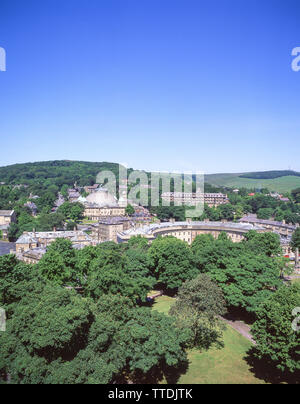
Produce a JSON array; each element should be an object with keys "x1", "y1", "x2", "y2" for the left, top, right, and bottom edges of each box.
[{"x1": 0, "y1": 0, "x2": 300, "y2": 174}]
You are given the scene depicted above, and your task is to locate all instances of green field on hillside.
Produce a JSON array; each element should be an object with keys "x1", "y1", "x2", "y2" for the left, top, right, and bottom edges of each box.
[
  {"x1": 205, "y1": 174, "x2": 300, "y2": 193},
  {"x1": 152, "y1": 295, "x2": 265, "y2": 384}
]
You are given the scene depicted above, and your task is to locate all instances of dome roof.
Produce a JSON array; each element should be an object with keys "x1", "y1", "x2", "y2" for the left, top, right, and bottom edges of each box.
[
  {"x1": 77, "y1": 196, "x2": 87, "y2": 203},
  {"x1": 85, "y1": 188, "x2": 119, "y2": 207}
]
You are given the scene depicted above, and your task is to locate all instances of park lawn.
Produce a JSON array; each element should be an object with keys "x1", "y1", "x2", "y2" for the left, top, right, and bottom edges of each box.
[{"x1": 152, "y1": 296, "x2": 266, "y2": 384}]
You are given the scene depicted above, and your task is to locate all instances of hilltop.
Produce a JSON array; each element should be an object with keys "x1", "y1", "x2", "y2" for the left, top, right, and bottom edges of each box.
[
  {"x1": 0, "y1": 161, "x2": 300, "y2": 193},
  {"x1": 205, "y1": 171, "x2": 300, "y2": 193}
]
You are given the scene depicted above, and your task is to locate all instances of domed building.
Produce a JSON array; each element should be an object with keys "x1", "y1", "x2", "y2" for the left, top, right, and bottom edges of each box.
[
  {"x1": 83, "y1": 188, "x2": 126, "y2": 220},
  {"x1": 85, "y1": 188, "x2": 119, "y2": 207}
]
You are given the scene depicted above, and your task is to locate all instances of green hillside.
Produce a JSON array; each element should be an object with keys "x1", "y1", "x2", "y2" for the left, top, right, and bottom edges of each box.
[
  {"x1": 0, "y1": 161, "x2": 299, "y2": 193},
  {"x1": 205, "y1": 173, "x2": 300, "y2": 193}
]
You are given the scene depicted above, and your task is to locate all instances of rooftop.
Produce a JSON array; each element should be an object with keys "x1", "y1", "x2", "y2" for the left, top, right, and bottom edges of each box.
[
  {"x1": 16, "y1": 230, "x2": 91, "y2": 244},
  {"x1": 118, "y1": 220, "x2": 263, "y2": 237},
  {"x1": 0, "y1": 210, "x2": 15, "y2": 217},
  {"x1": 239, "y1": 215, "x2": 297, "y2": 230}
]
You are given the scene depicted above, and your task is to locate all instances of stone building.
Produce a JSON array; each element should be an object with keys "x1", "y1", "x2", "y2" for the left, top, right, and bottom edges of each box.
[
  {"x1": 118, "y1": 220, "x2": 265, "y2": 245},
  {"x1": 239, "y1": 215, "x2": 297, "y2": 238},
  {"x1": 0, "y1": 210, "x2": 16, "y2": 240},
  {"x1": 0, "y1": 210, "x2": 16, "y2": 226},
  {"x1": 161, "y1": 192, "x2": 229, "y2": 208},
  {"x1": 91, "y1": 217, "x2": 132, "y2": 243},
  {"x1": 81, "y1": 188, "x2": 126, "y2": 220},
  {"x1": 16, "y1": 230, "x2": 93, "y2": 254}
]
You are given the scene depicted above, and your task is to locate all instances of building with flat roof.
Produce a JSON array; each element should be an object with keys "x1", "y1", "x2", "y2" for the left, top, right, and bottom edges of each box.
[
  {"x1": 161, "y1": 192, "x2": 228, "y2": 208},
  {"x1": 91, "y1": 217, "x2": 132, "y2": 243}
]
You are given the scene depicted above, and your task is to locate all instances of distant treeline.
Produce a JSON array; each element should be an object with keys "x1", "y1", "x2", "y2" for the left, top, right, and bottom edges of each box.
[
  {"x1": 239, "y1": 170, "x2": 300, "y2": 180},
  {"x1": 0, "y1": 160, "x2": 123, "y2": 187}
]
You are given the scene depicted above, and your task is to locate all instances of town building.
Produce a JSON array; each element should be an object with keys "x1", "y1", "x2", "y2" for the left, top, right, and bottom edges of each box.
[
  {"x1": 117, "y1": 220, "x2": 265, "y2": 245},
  {"x1": 0, "y1": 210, "x2": 16, "y2": 240},
  {"x1": 84, "y1": 184, "x2": 100, "y2": 194},
  {"x1": 91, "y1": 217, "x2": 132, "y2": 243},
  {"x1": 80, "y1": 188, "x2": 126, "y2": 220},
  {"x1": 239, "y1": 215, "x2": 297, "y2": 238},
  {"x1": 24, "y1": 202, "x2": 38, "y2": 216},
  {"x1": 68, "y1": 188, "x2": 81, "y2": 202},
  {"x1": 0, "y1": 210, "x2": 16, "y2": 226},
  {"x1": 161, "y1": 192, "x2": 229, "y2": 208},
  {"x1": 16, "y1": 230, "x2": 93, "y2": 254}
]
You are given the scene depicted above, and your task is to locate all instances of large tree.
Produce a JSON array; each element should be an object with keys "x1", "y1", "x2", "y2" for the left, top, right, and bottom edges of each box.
[
  {"x1": 0, "y1": 292, "x2": 190, "y2": 384},
  {"x1": 251, "y1": 283, "x2": 300, "y2": 374},
  {"x1": 244, "y1": 231, "x2": 282, "y2": 257},
  {"x1": 0, "y1": 286, "x2": 93, "y2": 384},
  {"x1": 148, "y1": 236, "x2": 198, "y2": 291},
  {"x1": 291, "y1": 227, "x2": 300, "y2": 252},
  {"x1": 191, "y1": 233, "x2": 283, "y2": 314},
  {"x1": 38, "y1": 239, "x2": 77, "y2": 286},
  {"x1": 86, "y1": 245, "x2": 154, "y2": 302},
  {"x1": 170, "y1": 274, "x2": 227, "y2": 349}
]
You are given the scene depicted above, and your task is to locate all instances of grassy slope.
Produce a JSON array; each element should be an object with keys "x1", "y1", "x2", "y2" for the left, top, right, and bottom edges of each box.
[
  {"x1": 152, "y1": 295, "x2": 265, "y2": 384},
  {"x1": 205, "y1": 174, "x2": 300, "y2": 193}
]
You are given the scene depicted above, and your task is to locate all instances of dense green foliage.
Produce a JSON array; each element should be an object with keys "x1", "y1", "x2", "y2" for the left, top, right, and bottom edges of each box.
[
  {"x1": 148, "y1": 236, "x2": 198, "y2": 291},
  {"x1": 291, "y1": 228, "x2": 300, "y2": 252},
  {"x1": 0, "y1": 253, "x2": 189, "y2": 384},
  {"x1": 191, "y1": 232, "x2": 283, "y2": 314},
  {"x1": 170, "y1": 274, "x2": 227, "y2": 349},
  {"x1": 0, "y1": 161, "x2": 121, "y2": 188},
  {"x1": 0, "y1": 222, "x2": 296, "y2": 383},
  {"x1": 251, "y1": 284, "x2": 300, "y2": 374}
]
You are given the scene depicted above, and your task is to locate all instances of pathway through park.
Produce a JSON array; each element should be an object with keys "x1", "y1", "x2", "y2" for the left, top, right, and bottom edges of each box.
[{"x1": 221, "y1": 317, "x2": 256, "y2": 345}]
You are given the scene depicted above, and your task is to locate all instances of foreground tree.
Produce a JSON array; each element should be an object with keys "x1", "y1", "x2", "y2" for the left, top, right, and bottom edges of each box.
[
  {"x1": 148, "y1": 236, "x2": 198, "y2": 291},
  {"x1": 0, "y1": 254, "x2": 44, "y2": 315},
  {"x1": 86, "y1": 246, "x2": 154, "y2": 302},
  {"x1": 170, "y1": 274, "x2": 226, "y2": 349},
  {"x1": 251, "y1": 283, "x2": 300, "y2": 375},
  {"x1": 0, "y1": 286, "x2": 92, "y2": 384},
  {"x1": 291, "y1": 227, "x2": 300, "y2": 252},
  {"x1": 0, "y1": 293, "x2": 190, "y2": 384},
  {"x1": 37, "y1": 239, "x2": 77, "y2": 286},
  {"x1": 244, "y1": 231, "x2": 282, "y2": 257}
]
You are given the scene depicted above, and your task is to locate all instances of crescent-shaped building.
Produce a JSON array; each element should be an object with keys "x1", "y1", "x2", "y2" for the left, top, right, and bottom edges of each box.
[{"x1": 117, "y1": 220, "x2": 265, "y2": 245}]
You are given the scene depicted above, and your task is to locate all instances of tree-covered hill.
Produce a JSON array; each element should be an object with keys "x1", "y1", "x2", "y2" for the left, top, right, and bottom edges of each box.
[
  {"x1": 1, "y1": 160, "x2": 300, "y2": 194},
  {"x1": 0, "y1": 160, "x2": 123, "y2": 187}
]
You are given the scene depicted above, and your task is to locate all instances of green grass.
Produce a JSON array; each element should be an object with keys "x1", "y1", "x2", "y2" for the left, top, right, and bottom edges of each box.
[
  {"x1": 205, "y1": 174, "x2": 300, "y2": 193},
  {"x1": 152, "y1": 296, "x2": 266, "y2": 384}
]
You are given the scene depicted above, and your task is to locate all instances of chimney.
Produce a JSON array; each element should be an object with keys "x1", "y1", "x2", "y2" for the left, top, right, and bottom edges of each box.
[
  {"x1": 53, "y1": 227, "x2": 56, "y2": 232},
  {"x1": 187, "y1": 217, "x2": 192, "y2": 224}
]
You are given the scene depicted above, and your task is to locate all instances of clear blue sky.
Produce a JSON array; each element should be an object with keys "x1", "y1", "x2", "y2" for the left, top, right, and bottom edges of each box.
[{"x1": 0, "y1": 0, "x2": 300, "y2": 174}]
